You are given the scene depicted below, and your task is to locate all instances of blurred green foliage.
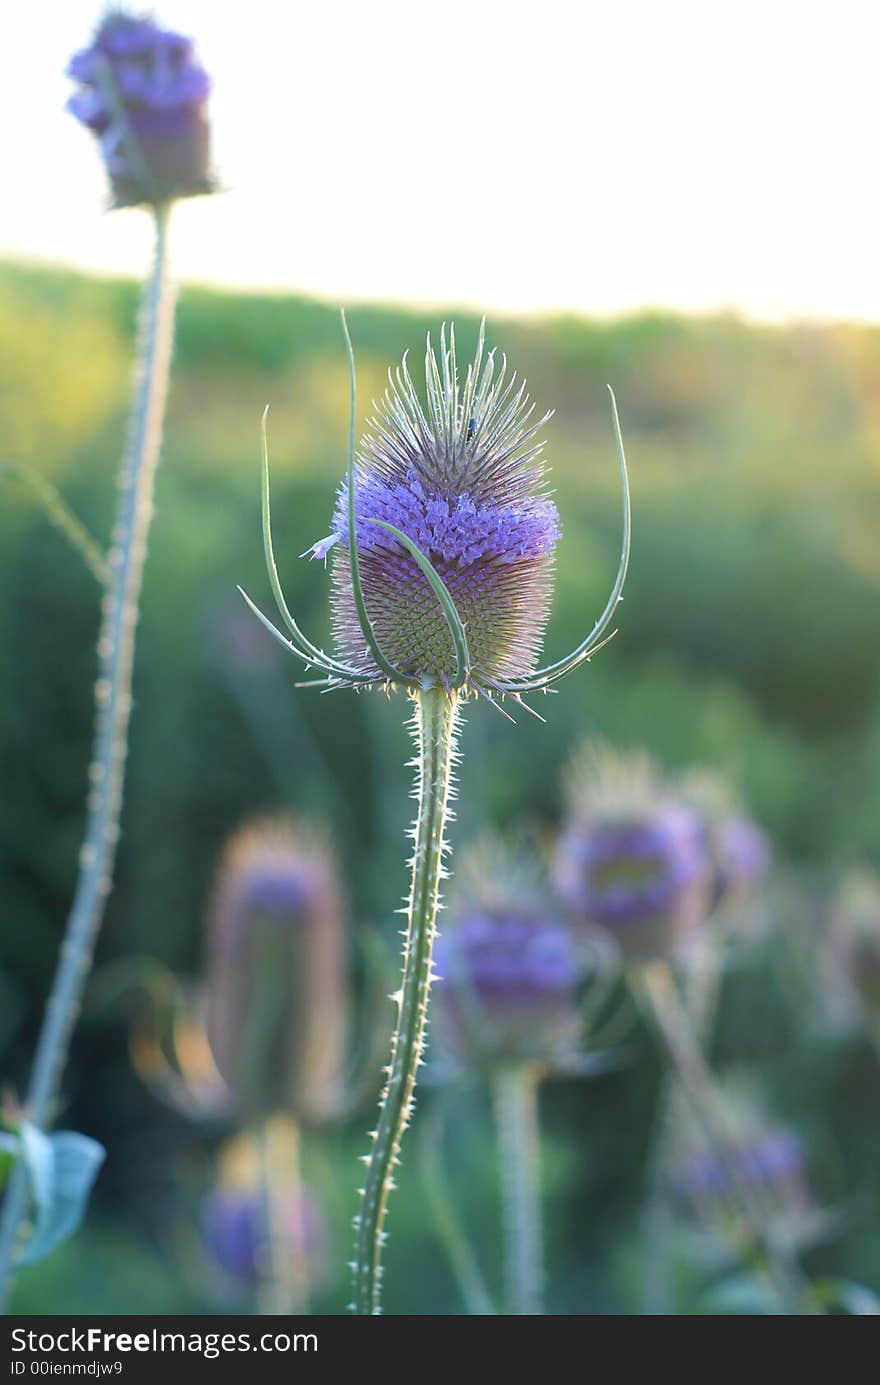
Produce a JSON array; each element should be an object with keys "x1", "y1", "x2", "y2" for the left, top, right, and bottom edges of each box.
[{"x1": 1, "y1": 260, "x2": 879, "y2": 1313}]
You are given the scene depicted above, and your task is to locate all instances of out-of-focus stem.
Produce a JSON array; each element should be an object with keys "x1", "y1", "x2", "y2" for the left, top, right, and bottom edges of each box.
[
  {"x1": 352, "y1": 686, "x2": 459, "y2": 1315},
  {"x1": 493, "y1": 1063, "x2": 544, "y2": 1316},
  {"x1": 633, "y1": 960, "x2": 815, "y2": 1315},
  {"x1": 0, "y1": 205, "x2": 175, "y2": 1310},
  {"x1": 257, "y1": 1117, "x2": 309, "y2": 1316}
]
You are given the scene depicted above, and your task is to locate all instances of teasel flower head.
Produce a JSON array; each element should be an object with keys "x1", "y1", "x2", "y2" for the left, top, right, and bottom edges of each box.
[
  {"x1": 679, "y1": 770, "x2": 773, "y2": 915},
  {"x1": 202, "y1": 1137, "x2": 324, "y2": 1290},
  {"x1": 240, "y1": 315, "x2": 630, "y2": 716},
  {"x1": 555, "y1": 745, "x2": 711, "y2": 962},
  {"x1": 432, "y1": 837, "x2": 617, "y2": 1068},
  {"x1": 205, "y1": 819, "x2": 347, "y2": 1122},
  {"x1": 670, "y1": 1090, "x2": 816, "y2": 1250},
  {"x1": 66, "y1": 10, "x2": 214, "y2": 208}
]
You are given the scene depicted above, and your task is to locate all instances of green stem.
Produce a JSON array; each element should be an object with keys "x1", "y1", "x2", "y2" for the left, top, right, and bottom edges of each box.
[
  {"x1": 0, "y1": 204, "x2": 175, "y2": 1309},
  {"x1": 352, "y1": 686, "x2": 459, "y2": 1315},
  {"x1": 493, "y1": 1063, "x2": 544, "y2": 1315},
  {"x1": 257, "y1": 1117, "x2": 309, "y2": 1316},
  {"x1": 640, "y1": 935, "x2": 725, "y2": 1314},
  {"x1": 633, "y1": 960, "x2": 814, "y2": 1315}
]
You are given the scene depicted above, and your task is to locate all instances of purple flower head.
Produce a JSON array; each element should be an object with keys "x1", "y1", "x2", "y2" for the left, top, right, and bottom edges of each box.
[
  {"x1": 203, "y1": 1180, "x2": 323, "y2": 1289},
  {"x1": 433, "y1": 839, "x2": 589, "y2": 1064},
  {"x1": 555, "y1": 746, "x2": 711, "y2": 961},
  {"x1": 671, "y1": 1107, "x2": 814, "y2": 1244},
  {"x1": 66, "y1": 10, "x2": 214, "y2": 208},
  {"x1": 305, "y1": 324, "x2": 561, "y2": 691},
  {"x1": 205, "y1": 820, "x2": 347, "y2": 1121}
]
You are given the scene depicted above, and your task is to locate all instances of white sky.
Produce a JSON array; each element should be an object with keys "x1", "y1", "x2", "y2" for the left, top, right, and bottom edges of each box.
[{"x1": 4, "y1": 0, "x2": 880, "y2": 322}]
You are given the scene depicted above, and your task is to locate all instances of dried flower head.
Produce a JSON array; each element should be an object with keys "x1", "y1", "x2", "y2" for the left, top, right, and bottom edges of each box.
[
  {"x1": 241, "y1": 315, "x2": 630, "y2": 716},
  {"x1": 555, "y1": 745, "x2": 710, "y2": 961},
  {"x1": 66, "y1": 10, "x2": 213, "y2": 208},
  {"x1": 205, "y1": 820, "x2": 346, "y2": 1121},
  {"x1": 433, "y1": 838, "x2": 609, "y2": 1066}
]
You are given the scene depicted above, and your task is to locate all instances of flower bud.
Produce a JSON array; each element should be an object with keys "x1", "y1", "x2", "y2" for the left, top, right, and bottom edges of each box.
[
  {"x1": 205, "y1": 820, "x2": 347, "y2": 1121},
  {"x1": 66, "y1": 11, "x2": 214, "y2": 208},
  {"x1": 555, "y1": 746, "x2": 710, "y2": 962}
]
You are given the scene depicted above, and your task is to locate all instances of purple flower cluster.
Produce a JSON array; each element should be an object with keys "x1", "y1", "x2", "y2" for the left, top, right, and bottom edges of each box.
[
  {"x1": 556, "y1": 803, "x2": 709, "y2": 961},
  {"x1": 310, "y1": 469, "x2": 560, "y2": 571},
  {"x1": 202, "y1": 1185, "x2": 323, "y2": 1288},
  {"x1": 205, "y1": 822, "x2": 346, "y2": 1121},
  {"x1": 310, "y1": 327, "x2": 561, "y2": 688},
  {"x1": 433, "y1": 908, "x2": 582, "y2": 1064},
  {"x1": 66, "y1": 11, "x2": 213, "y2": 207}
]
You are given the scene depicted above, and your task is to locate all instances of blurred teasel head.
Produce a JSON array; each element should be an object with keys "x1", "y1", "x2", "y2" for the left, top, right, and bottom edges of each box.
[
  {"x1": 205, "y1": 819, "x2": 346, "y2": 1122},
  {"x1": 670, "y1": 1091, "x2": 815, "y2": 1249},
  {"x1": 242, "y1": 316, "x2": 630, "y2": 712},
  {"x1": 66, "y1": 10, "x2": 214, "y2": 208},
  {"x1": 433, "y1": 838, "x2": 613, "y2": 1067},
  {"x1": 555, "y1": 745, "x2": 710, "y2": 962},
  {"x1": 202, "y1": 1137, "x2": 324, "y2": 1290},
  {"x1": 679, "y1": 770, "x2": 773, "y2": 915}
]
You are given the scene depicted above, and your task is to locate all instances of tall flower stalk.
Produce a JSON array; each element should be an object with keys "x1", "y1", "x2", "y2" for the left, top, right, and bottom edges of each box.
[
  {"x1": 242, "y1": 316, "x2": 630, "y2": 1313},
  {"x1": 0, "y1": 12, "x2": 214, "y2": 1305},
  {"x1": 0, "y1": 206, "x2": 174, "y2": 1305},
  {"x1": 353, "y1": 687, "x2": 460, "y2": 1313}
]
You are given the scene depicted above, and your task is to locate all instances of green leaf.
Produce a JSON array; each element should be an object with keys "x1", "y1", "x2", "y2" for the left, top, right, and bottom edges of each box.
[{"x1": 16, "y1": 1123, "x2": 106, "y2": 1266}]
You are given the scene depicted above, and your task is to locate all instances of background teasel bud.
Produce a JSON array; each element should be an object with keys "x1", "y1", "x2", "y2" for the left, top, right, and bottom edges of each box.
[
  {"x1": 201, "y1": 1136, "x2": 324, "y2": 1291},
  {"x1": 433, "y1": 838, "x2": 596, "y2": 1066},
  {"x1": 668, "y1": 1091, "x2": 815, "y2": 1251},
  {"x1": 66, "y1": 10, "x2": 214, "y2": 208},
  {"x1": 554, "y1": 745, "x2": 710, "y2": 962},
  {"x1": 205, "y1": 820, "x2": 346, "y2": 1122},
  {"x1": 679, "y1": 770, "x2": 773, "y2": 915},
  {"x1": 305, "y1": 324, "x2": 562, "y2": 691}
]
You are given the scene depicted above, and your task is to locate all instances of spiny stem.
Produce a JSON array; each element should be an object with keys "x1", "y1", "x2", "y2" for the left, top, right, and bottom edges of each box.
[
  {"x1": 0, "y1": 204, "x2": 176, "y2": 1310},
  {"x1": 632, "y1": 960, "x2": 815, "y2": 1315},
  {"x1": 493, "y1": 1063, "x2": 544, "y2": 1315},
  {"x1": 352, "y1": 686, "x2": 459, "y2": 1315},
  {"x1": 257, "y1": 1116, "x2": 309, "y2": 1316}
]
